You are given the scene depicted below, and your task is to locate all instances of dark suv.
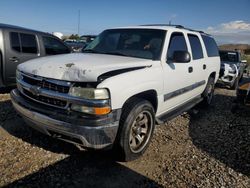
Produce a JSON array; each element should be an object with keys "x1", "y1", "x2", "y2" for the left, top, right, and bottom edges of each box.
[
  {"x1": 218, "y1": 50, "x2": 246, "y2": 89},
  {"x1": 0, "y1": 23, "x2": 71, "y2": 87}
]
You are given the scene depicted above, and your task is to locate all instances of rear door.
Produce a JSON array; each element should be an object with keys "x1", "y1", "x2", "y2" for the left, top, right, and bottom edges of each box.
[
  {"x1": 186, "y1": 33, "x2": 207, "y2": 95},
  {"x1": 4, "y1": 30, "x2": 40, "y2": 85}
]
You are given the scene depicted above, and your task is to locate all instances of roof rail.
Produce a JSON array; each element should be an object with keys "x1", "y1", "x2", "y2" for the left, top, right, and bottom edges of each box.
[
  {"x1": 139, "y1": 24, "x2": 208, "y2": 35},
  {"x1": 140, "y1": 24, "x2": 184, "y2": 28}
]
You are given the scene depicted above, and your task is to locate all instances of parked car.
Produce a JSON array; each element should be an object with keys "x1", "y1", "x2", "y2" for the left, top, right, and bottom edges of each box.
[
  {"x1": 218, "y1": 50, "x2": 246, "y2": 89},
  {"x1": 80, "y1": 35, "x2": 96, "y2": 44},
  {"x1": 64, "y1": 39, "x2": 86, "y2": 52},
  {"x1": 0, "y1": 23, "x2": 71, "y2": 87},
  {"x1": 80, "y1": 35, "x2": 97, "y2": 51},
  {"x1": 11, "y1": 25, "x2": 220, "y2": 161}
]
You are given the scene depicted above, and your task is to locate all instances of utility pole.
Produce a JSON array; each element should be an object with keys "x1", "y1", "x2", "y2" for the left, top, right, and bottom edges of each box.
[{"x1": 77, "y1": 10, "x2": 80, "y2": 36}]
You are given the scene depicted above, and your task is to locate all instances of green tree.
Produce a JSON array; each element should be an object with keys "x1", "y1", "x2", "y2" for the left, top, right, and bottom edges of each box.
[{"x1": 68, "y1": 34, "x2": 80, "y2": 40}]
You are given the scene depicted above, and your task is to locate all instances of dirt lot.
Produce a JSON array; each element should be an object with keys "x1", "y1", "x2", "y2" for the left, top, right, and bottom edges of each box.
[{"x1": 0, "y1": 87, "x2": 249, "y2": 188}]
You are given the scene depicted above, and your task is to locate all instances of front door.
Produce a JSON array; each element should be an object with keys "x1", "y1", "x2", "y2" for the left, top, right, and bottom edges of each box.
[{"x1": 161, "y1": 32, "x2": 197, "y2": 112}]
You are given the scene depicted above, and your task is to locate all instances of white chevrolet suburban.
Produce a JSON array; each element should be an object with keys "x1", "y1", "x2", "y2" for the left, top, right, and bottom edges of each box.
[{"x1": 11, "y1": 25, "x2": 220, "y2": 161}]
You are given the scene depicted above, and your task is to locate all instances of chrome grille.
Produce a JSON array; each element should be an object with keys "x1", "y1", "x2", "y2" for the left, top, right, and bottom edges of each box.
[
  {"x1": 19, "y1": 73, "x2": 71, "y2": 109},
  {"x1": 23, "y1": 89, "x2": 67, "y2": 108},
  {"x1": 23, "y1": 75, "x2": 70, "y2": 93}
]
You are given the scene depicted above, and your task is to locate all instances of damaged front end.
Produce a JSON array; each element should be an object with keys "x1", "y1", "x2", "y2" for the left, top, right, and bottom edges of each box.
[
  {"x1": 218, "y1": 63, "x2": 238, "y2": 86},
  {"x1": 11, "y1": 70, "x2": 121, "y2": 149}
]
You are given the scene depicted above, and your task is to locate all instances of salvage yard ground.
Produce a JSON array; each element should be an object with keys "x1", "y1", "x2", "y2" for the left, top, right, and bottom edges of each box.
[{"x1": 0, "y1": 87, "x2": 249, "y2": 187}]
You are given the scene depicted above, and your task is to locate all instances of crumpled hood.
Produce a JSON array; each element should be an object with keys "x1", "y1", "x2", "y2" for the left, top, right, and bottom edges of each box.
[{"x1": 18, "y1": 53, "x2": 153, "y2": 82}]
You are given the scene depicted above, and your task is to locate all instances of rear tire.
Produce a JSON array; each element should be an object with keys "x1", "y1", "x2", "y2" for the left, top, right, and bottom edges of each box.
[
  {"x1": 201, "y1": 77, "x2": 215, "y2": 107},
  {"x1": 115, "y1": 98, "x2": 155, "y2": 161}
]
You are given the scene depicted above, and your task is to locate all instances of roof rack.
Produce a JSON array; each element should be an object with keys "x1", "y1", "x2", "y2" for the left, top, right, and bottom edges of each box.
[
  {"x1": 139, "y1": 24, "x2": 208, "y2": 35},
  {"x1": 140, "y1": 24, "x2": 184, "y2": 28}
]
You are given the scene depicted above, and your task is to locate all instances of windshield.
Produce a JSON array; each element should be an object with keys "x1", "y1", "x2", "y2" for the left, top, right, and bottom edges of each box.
[
  {"x1": 219, "y1": 51, "x2": 239, "y2": 63},
  {"x1": 83, "y1": 29, "x2": 166, "y2": 60}
]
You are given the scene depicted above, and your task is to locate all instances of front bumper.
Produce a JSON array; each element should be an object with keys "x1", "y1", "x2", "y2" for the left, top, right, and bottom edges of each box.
[
  {"x1": 10, "y1": 89, "x2": 121, "y2": 149},
  {"x1": 219, "y1": 65, "x2": 238, "y2": 86},
  {"x1": 218, "y1": 73, "x2": 237, "y2": 86}
]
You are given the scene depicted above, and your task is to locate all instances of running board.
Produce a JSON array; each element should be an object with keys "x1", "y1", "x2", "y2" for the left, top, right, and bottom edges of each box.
[{"x1": 156, "y1": 96, "x2": 203, "y2": 125}]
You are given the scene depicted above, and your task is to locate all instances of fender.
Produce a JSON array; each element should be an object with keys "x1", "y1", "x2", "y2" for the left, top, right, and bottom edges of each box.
[{"x1": 97, "y1": 64, "x2": 163, "y2": 111}]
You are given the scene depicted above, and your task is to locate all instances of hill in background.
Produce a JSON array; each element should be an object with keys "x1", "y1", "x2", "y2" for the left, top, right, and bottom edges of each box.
[{"x1": 219, "y1": 44, "x2": 250, "y2": 55}]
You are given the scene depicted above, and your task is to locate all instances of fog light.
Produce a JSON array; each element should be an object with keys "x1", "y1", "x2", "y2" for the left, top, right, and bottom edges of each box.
[{"x1": 71, "y1": 104, "x2": 111, "y2": 115}]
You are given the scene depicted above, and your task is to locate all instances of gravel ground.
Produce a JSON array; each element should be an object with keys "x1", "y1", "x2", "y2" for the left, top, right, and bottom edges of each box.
[{"x1": 0, "y1": 87, "x2": 249, "y2": 188}]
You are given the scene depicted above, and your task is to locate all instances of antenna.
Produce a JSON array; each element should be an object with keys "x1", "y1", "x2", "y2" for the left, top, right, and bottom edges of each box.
[{"x1": 77, "y1": 10, "x2": 80, "y2": 36}]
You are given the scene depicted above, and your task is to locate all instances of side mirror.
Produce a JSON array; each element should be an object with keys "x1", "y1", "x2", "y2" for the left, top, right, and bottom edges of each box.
[{"x1": 172, "y1": 51, "x2": 191, "y2": 63}]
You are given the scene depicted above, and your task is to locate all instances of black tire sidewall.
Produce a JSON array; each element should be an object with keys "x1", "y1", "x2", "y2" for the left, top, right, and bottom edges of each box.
[
  {"x1": 202, "y1": 77, "x2": 215, "y2": 106},
  {"x1": 117, "y1": 99, "x2": 155, "y2": 161}
]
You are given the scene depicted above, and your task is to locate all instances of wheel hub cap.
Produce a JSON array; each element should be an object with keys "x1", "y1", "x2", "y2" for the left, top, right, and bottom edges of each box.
[{"x1": 129, "y1": 111, "x2": 153, "y2": 153}]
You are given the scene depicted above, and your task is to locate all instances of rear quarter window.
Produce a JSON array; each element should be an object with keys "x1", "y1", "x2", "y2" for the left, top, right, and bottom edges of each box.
[{"x1": 201, "y1": 35, "x2": 219, "y2": 57}]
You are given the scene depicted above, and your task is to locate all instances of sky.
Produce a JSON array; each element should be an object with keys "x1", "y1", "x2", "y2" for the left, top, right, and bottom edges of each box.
[{"x1": 0, "y1": 0, "x2": 250, "y2": 44}]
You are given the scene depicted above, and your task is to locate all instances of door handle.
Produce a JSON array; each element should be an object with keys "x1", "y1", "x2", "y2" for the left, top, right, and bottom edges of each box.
[
  {"x1": 203, "y1": 64, "x2": 206, "y2": 70},
  {"x1": 188, "y1": 66, "x2": 193, "y2": 73},
  {"x1": 9, "y1": 57, "x2": 19, "y2": 63}
]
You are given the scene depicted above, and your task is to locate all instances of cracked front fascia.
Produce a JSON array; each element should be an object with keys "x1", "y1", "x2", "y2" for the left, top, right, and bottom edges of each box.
[{"x1": 220, "y1": 63, "x2": 238, "y2": 82}]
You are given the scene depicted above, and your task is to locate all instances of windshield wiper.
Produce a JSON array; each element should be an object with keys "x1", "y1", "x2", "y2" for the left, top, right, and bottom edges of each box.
[
  {"x1": 102, "y1": 52, "x2": 129, "y2": 57},
  {"x1": 83, "y1": 49, "x2": 129, "y2": 57},
  {"x1": 82, "y1": 49, "x2": 101, "y2": 53}
]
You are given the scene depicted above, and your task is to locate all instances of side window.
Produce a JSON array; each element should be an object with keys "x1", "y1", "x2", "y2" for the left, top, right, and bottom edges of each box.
[
  {"x1": 10, "y1": 32, "x2": 21, "y2": 52},
  {"x1": 188, "y1": 34, "x2": 203, "y2": 60},
  {"x1": 167, "y1": 32, "x2": 187, "y2": 59},
  {"x1": 42, "y1": 36, "x2": 70, "y2": 55},
  {"x1": 201, "y1": 35, "x2": 219, "y2": 57},
  {"x1": 20, "y1": 33, "x2": 38, "y2": 54}
]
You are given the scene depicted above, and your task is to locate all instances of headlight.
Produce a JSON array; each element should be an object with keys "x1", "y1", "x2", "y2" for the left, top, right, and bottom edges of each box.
[
  {"x1": 69, "y1": 87, "x2": 109, "y2": 99},
  {"x1": 229, "y1": 65, "x2": 236, "y2": 74}
]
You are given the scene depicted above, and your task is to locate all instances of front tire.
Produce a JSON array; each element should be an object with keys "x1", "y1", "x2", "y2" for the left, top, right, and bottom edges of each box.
[{"x1": 115, "y1": 98, "x2": 155, "y2": 161}]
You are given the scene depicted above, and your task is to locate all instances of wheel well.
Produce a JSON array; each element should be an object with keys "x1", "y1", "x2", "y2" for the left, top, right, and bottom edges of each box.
[
  {"x1": 209, "y1": 72, "x2": 216, "y2": 80},
  {"x1": 122, "y1": 90, "x2": 158, "y2": 112}
]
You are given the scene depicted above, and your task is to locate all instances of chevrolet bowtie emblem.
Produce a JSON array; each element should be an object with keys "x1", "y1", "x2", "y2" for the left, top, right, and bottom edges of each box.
[{"x1": 30, "y1": 86, "x2": 41, "y2": 96}]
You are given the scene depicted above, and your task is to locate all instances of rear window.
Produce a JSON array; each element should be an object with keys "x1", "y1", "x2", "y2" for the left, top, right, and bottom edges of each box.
[
  {"x1": 10, "y1": 32, "x2": 21, "y2": 52},
  {"x1": 20, "y1": 33, "x2": 37, "y2": 54},
  {"x1": 219, "y1": 51, "x2": 239, "y2": 62},
  {"x1": 188, "y1": 34, "x2": 203, "y2": 60},
  {"x1": 201, "y1": 35, "x2": 219, "y2": 57}
]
